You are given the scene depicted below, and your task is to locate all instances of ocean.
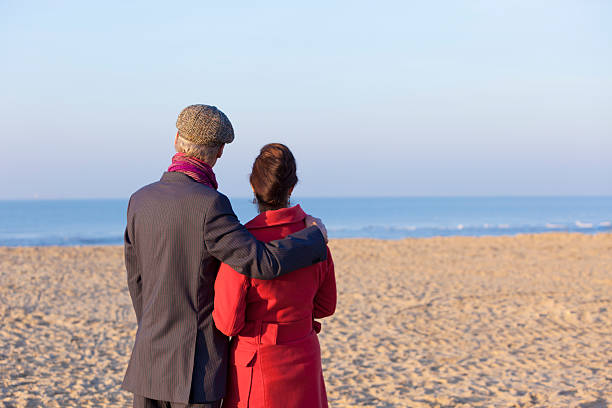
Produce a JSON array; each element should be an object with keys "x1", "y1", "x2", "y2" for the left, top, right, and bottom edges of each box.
[{"x1": 0, "y1": 197, "x2": 610, "y2": 246}]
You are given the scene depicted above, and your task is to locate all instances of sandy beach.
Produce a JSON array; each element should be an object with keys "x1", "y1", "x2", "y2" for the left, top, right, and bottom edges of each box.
[{"x1": 1, "y1": 233, "x2": 610, "y2": 407}]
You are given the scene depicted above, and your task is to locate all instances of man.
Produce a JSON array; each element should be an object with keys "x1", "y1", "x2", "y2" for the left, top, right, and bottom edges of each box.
[{"x1": 122, "y1": 105, "x2": 328, "y2": 408}]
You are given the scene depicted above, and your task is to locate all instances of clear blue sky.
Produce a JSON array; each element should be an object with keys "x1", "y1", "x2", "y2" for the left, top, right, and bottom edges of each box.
[{"x1": 1, "y1": 1, "x2": 610, "y2": 198}]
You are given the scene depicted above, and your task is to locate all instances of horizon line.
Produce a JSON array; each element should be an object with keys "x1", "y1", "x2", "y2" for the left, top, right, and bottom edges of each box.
[{"x1": 1, "y1": 194, "x2": 612, "y2": 201}]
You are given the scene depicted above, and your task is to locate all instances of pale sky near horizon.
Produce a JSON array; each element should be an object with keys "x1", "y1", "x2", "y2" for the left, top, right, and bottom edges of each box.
[{"x1": 1, "y1": 1, "x2": 610, "y2": 199}]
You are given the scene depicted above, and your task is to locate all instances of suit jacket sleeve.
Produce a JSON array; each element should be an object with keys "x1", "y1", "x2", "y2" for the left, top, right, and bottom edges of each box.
[
  {"x1": 203, "y1": 193, "x2": 327, "y2": 280},
  {"x1": 124, "y1": 200, "x2": 143, "y2": 323}
]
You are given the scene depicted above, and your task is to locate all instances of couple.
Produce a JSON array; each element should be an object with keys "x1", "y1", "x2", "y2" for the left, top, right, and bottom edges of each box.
[{"x1": 122, "y1": 104, "x2": 336, "y2": 408}]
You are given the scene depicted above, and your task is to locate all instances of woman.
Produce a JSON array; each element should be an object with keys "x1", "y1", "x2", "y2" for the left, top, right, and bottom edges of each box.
[{"x1": 213, "y1": 143, "x2": 336, "y2": 408}]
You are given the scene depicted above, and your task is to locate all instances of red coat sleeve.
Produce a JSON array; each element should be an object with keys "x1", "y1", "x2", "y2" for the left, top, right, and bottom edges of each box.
[
  {"x1": 313, "y1": 247, "x2": 336, "y2": 319},
  {"x1": 213, "y1": 263, "x2": 249, "y2": 336}
]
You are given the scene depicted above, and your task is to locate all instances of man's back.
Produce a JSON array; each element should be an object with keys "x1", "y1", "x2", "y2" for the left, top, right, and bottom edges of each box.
[{"x1": 123, "y1": 171, "x2": 228, "y2": 403}]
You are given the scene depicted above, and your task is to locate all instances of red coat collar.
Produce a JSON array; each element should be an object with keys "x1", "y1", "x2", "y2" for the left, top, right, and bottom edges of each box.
[{"x1": 245, "y1": 205, "x2": 306, "y2": 230}]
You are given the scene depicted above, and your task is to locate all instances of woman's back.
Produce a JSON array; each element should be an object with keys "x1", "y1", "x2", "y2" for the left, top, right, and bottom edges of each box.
[
  {"x1": 213, "y1": 205, "x2": 336, "y2": 408},
  {"x1": 242, "y1": 205, "x2": 333, "y2": 325},
  {"x1": 213, "y1": 205, "x2": 335, "y2": 336}
]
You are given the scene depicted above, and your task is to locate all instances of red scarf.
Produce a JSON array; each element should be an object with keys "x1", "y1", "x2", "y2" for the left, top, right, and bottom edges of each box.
[{"x1": 167, "y1": 153, "x2": 218, "y2": 190}]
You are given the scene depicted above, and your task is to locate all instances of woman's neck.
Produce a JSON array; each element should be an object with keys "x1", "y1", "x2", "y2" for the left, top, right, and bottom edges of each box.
[{"x1": 257, "y1": 201, "x2": 289, "y2": 213}]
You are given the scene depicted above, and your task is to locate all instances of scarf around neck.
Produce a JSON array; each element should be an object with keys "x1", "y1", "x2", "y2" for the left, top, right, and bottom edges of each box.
[{"x1": 167, "y1": 153, "x2": 218, "y2": 190}]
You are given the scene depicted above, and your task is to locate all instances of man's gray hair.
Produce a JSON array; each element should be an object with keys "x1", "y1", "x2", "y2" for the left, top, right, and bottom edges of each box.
[{"x1": 175, "y1": 134, "x2": 222, "y2": 164}]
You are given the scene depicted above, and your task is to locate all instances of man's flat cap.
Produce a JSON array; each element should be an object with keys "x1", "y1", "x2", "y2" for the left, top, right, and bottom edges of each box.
[{"x1": 176, "y1": 104, "x2": 235, "y2": 145}]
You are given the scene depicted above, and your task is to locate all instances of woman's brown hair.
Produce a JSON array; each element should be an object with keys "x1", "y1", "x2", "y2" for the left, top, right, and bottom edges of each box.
[{"x1": 250, "y1": 143, "x2": 298, "y2": 212}]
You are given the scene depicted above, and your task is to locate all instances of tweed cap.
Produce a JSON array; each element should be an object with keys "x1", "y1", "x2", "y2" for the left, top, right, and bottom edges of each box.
[{"x1": 176, "y1": 104, "x2": 235, "y2": 146}]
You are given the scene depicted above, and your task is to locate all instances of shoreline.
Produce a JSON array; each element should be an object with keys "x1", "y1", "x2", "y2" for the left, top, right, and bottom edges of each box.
[{"x1": 1, "y1": 230, "x2": 611, "y2": 249}]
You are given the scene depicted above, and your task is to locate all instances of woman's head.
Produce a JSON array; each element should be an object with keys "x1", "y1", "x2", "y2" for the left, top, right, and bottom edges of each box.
[{"x1": 250, "y1": 143, "x2": 298, "y2": 212}]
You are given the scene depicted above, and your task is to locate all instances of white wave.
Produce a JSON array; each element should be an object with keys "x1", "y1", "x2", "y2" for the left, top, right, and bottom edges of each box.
[
  {"x1": 545, "y1": 223, "x2": 564, "y2": 229},
  {"x1": 457, "y1": 224, "x2": 464, "y2": 230},
  {"x1": 329, "y1": 225, "x2": 417, "y2": 232},
  {"x1": 599, "y1": 221, "x2": 611, "y2": 227},
  {"x1": 575, "y1": 221, "x2": 593, "y2": 228},
  {"x1": 498, "y1": 224, "x2": 510, "y2": 229}
]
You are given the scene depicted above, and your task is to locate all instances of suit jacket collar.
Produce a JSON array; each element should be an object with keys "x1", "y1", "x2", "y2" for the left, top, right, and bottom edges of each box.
[{"x1": 160, "y1": 171, "x2": 197, "y2": 183}]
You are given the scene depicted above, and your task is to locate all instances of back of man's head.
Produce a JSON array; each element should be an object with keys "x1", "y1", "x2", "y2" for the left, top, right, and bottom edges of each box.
[{"x1": 175, "y1": 104, "x2": 234, "y2": 164}]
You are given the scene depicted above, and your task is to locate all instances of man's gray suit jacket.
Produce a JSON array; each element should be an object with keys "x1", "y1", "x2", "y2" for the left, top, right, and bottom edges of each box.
[{"x1": 121, "y1": 172, "x2": 327, "y2": 404}]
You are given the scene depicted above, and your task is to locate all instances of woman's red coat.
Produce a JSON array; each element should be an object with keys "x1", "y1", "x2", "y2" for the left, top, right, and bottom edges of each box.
[{"x1": 213, "y1": 205, "x2": 336, "y2": 408}]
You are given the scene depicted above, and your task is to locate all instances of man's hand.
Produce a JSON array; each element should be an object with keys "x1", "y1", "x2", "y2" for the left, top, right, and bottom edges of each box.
[{"x1": 305, "y1": 215, "x2": 328, "y2": 243}]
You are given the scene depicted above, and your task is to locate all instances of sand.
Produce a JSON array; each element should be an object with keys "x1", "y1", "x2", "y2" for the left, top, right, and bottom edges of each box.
[{"x1": 0, "y1": 233, "x2": 611, "y2": 407}]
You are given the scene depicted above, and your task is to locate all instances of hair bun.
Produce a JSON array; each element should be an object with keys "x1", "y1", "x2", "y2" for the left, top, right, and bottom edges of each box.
[{"x1": 250, "y1": 143, "x2": 298, "y2": 211}]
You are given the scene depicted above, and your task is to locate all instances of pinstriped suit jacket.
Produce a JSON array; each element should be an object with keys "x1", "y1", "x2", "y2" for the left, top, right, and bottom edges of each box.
[{"x1": 121, "y1": 172, "x2": 327, "y2": 403}]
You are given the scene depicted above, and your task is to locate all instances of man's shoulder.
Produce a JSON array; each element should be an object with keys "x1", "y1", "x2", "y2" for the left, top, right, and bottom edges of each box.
[
  {"x1": 128, "y1": 173, "x2": 233, "y2": 214},
  {"x1": 127, "y1": 176, "x2": 223, "y2": 219},
  {"x1": 131, "y1": 173, "x2": 223, "y2": 200}
]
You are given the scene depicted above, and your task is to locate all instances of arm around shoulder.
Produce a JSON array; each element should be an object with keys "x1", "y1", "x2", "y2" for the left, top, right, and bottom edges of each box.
[{"x1": 203, "y1": 193, "x2": 327, "y2": 280}]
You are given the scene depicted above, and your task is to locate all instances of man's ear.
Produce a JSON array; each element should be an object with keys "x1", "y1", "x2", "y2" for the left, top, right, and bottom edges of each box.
[
  {"x1": 174, "y1": 132, "x2": 179, "y2": 147},
  {"x1": 217, "y1": 144, "x2": 225, "y2": 159}
]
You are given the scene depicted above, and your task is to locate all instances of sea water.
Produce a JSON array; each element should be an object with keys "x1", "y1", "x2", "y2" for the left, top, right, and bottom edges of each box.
[{"x1": 0, "y1": 197, "x2": 610, "y2": 246}]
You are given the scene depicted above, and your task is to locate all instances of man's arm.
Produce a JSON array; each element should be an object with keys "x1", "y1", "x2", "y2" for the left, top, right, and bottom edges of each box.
[
  {"x1": 204, "y1": 193, "x2": 327, "y2": 280},
  {"x1": 124, "y1": 205, "x2": 143, "y2": 322}
]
